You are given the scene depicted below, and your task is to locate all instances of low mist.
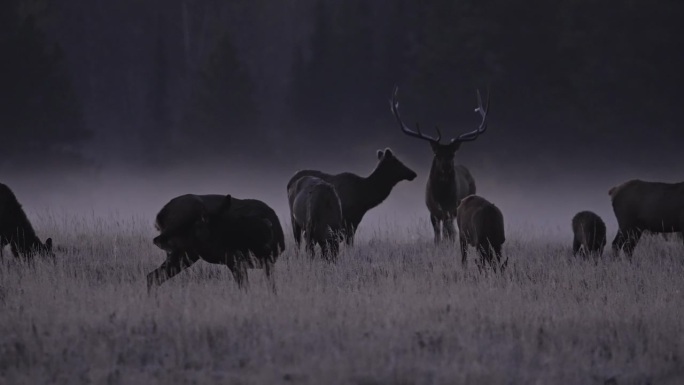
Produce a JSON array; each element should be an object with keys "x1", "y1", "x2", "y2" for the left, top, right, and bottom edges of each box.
[{"x1": 6, "y1": 149, "x2": 680, "y2": 245}]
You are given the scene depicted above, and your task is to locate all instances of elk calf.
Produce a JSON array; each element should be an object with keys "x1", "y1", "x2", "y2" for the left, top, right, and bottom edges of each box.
[
  {"x1": 456, "y1": 195, "x2": 506, "y2": 272},
  {"x1": 571, "y1": 211, "x2": 606, "y2": 258},
  {"x1": 148, "y1": 194, "x2": 284, "y2": 291},
  {"x1": 288, "y1": 176, "x2": 344, "y2": 260},
  {"x1": 609, "y1": 179, "x2": 684, "y2": 257},
  {"x1": 0, "y1": 183, "x2": 54, "y2": 259}
]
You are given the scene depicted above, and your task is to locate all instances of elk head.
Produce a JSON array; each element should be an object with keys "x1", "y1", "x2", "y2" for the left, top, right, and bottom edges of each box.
[
  {"x1": 376, "y1": 148, "x2": 417, "y2": 182},
  {"x1": 390, "y1": 86, "x2": 489, "y2": 177}
]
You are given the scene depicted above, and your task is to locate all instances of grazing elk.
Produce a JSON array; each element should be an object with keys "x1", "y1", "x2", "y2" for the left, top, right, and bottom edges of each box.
[
  {"x1": 147, "y1": 194, "x2": 284, "y2": 291},
  {"x1": 571, "y1": 211, "x2": 607, "y2": 258},
  {"x1": 0, "y1": 182, "x2": 54, "y2": 259},
  {"x1": 609, "y1": 179, "x2": 684, "y2": 257},
  {"x1": 456, "y1": 195, "x2": 506, "y2": 272},
  {"x1": 288, "y1": 176, "x2": 344, "y2": 261},
  {"x1": 391, "y1": 86, "x2": 489, "y2": 243},
  {"x1": 287, "y1": 148, "x2": 416, "y2": 246}
]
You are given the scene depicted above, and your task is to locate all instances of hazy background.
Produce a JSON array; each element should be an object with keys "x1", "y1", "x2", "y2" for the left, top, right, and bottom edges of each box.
[{"x1": 2, "y1": 0, "x2": 683, "y2": 239}]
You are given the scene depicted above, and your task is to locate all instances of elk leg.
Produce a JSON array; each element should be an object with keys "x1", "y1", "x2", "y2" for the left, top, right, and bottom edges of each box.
[
  {"x1": 306, "y1": 237, "x2": 317, "y2": 259},
  {"x1": 572, "y1": 238, "x2": 581, "y2": 256},
  {"x1": 494, "y1": 245, "x2": 507, "y2": 273},
  {"x1": 224, "y1": 252, "x2": 249, "y2": 289},
  {"x1": 343, "y1": 223, "x2": 356, "y2": 246},
  {"x1": 264, "y1": 260, "x2": 277, "y2": 295},
  {"x1": 322, "y1": 239, "x2": 339, "y2": 263},
  {"x1": 291, "y1": 216, "x2": 302, "y2": 249},
  {"x1": 622, "y1": 228, "x2": 643, "y2": 259},
  {"x1": 612, "y1": 230, "x2": 627, "y2": 257},
  {"x1": 459, "y1": 236, "x2": 468, "y2": 268},
  {"x1": 443, "y1": 219, "x2": 456, "y2": 242},
  {"x1": 482, "y1": 244, "x2": 495, "y2": 272},
  {"x1": 430, "y1": 215, "x2": 441, "y2": 243},
  {"x1": 10, "y1": 243, "x2": 20, "y2": 258},
  {"x1": 328, "y1": 240, "x2": 340, "y2": 263},
  {"x1": 320, "y1": 240, "x2": 329, "y2": 260},
  {"x1": 147, "y1": 251, "x2": 198, "y2": 290}
]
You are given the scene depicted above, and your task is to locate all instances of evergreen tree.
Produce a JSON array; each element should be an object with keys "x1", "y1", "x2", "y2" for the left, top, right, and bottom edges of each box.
[
  {"x1": 179, "y1": 31, "x2": 258, "y2": 159},
  {"x1": 142, "y1": 33, "x2": 171, "y2": 164},
  {"x1": 0, "y1": 2, "x2": 89, "y2": 167}
]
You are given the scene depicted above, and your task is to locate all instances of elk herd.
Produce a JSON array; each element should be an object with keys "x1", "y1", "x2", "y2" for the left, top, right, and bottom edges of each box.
[{"x1": 1, "y1": 87, "x2": 683, "y2": 292}]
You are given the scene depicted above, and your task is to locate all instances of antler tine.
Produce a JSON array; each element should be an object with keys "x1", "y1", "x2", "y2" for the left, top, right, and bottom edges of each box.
[
  {"x1": 450, "y1": 88, "x2": 490, "y2": 143},
  {"x1": 391, "y1": 86, "x2": 441, "y2": 144}
]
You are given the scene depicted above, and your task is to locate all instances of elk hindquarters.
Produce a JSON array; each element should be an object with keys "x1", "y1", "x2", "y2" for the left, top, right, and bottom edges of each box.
[
  {"x1": 571, "y1": 211, "x2": 606, "y2": 257},
  {"x1": 456, "y1": 195, "x2": 505, "y2": 268}
]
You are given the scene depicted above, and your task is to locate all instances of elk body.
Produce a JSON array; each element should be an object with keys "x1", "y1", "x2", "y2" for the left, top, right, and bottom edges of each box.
[
  {"x1": 391, "y1": 86, "x2": 489, "y2": 243},
  {"x1": 571, "y1": 211, "x2": 607, "y2": 258},
  {"x1": 456, "y1": 195, "x2": 506, "y2": 272},
  {"x1": 287, "y1": 148, "x2": 416, "y2": 245},
  {"x1": 288, "y1": 176, "x2": 344, "y2": 260},
  {"x1": 147, "y1": 194, "x2": 284, "y2": 291},
  {"x1": 0, "y1": 182, "x2": 53, "y2": 259},
  {"x1": 609, "y1": 179, "x2": 684, "y2": 256}
]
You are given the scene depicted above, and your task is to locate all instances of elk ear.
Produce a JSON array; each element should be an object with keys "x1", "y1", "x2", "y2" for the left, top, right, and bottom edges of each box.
[
  {"x1": 45, "y1": 238, "x2": 52, "y2": 251},
  {"x1": 377, "y1": 149, "x2": 384, "y2": 159},
  {"x1": 220, "y1": 194, "x2": 232, "y2": 213},
  {"x1": 384, "y1": 148, "x2": 393, "y2": 158}
]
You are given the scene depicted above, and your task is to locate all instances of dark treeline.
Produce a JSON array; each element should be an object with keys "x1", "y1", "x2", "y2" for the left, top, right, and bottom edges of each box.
[{"x1": 2, "y1": 0, "x2": 683, "y2": 171}]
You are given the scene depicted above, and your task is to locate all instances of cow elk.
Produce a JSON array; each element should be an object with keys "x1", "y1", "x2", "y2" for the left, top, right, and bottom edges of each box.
[
  {"x1": 571, "y1": 211, "x2": 607, "y2": 259},
  {"x1": 288, "y1": 175, "x2": 344, "y2": 261},
  {"x1": 148, "y1": 194, "x2": 284, "y2": 291},
  {"x1": 456, "y1": 195, "x2": 506, "y2": 272},
  {"x1": 287, "y1": 148, "x2": 416, "y2": 245},
  {"x1": 609, "y1": 179, "x2": 684, "y2": 257},
  {"x1": 391, "y1": 86, "x2": 489, "y2": 243},
  {"x1": 0, "y1": 182, "x2": 54, "y2": 259}
]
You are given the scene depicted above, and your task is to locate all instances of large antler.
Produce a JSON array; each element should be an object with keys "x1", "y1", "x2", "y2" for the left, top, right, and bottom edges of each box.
[
  {"x1": 450, "y1": 88, "x2": 490, "y2": 143},
  {"x1": 391, "y1": 86, "x2": 442, "y2": 144}
]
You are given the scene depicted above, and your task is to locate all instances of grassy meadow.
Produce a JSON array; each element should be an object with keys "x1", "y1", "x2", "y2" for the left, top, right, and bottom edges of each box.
[{"x1": 1, "y1": 211, "x2": 683, "y2": 385}]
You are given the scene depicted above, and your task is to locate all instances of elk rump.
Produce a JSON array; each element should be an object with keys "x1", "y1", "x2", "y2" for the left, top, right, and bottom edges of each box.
[
  {"x1": 0, "y1": 182, "x2": 54, "y2": 259},
  {"x1": 148, "y1": 193, "x2": 284, "y2": 290},
  {"x1": 609, "y1": 179, "x2": 684, "y2": 256},
  {"x1": 571, "y1": 211, "x2": 606, "y2": 258},
  {"x1": 456, "y1": 194, "x2": 506, "y2": 272},
  {"x1": 288, "y1": 175, "x2": 344, "y2": 260}
]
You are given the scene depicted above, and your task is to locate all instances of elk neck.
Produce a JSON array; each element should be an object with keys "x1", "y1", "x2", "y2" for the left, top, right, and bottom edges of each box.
[
  {"x1": 12, "y1": 233, "x2": 42, "y2": 256},
  {"x1": 428, "y1": 158, "x2": 458, "y2": 198},
  {"x1": 362, "y1": 167, "x2": 400, "y2": 210}
]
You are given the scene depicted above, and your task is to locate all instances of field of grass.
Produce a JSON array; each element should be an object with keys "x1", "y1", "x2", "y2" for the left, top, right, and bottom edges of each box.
[{"x1": 1, "y1": 212, "x2": 683, "y2": 385}]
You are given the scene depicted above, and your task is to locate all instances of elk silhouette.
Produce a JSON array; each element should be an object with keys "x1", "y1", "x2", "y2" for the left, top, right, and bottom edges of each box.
[
  {"x1": 456, "y1": 194, "x2": 506, "y2": 272},
  {"x1": 0, "y1": 182, "x2": 54, "y2": 259},
  {"x1": 391, "y1": 86, "x2": 489, "y2": 243},
  {"x1": 287, "y1": 148, "x2": 416, "y2": 246},
  {"x1": 571, "y1": 211, "x2": 606, "y2": 259},
  {"x1": 609, "y1": 179, "x2": 684, "y2": 257},
  {"x1": 288, "y1": 175, "x2": 344, "y2": 261}
]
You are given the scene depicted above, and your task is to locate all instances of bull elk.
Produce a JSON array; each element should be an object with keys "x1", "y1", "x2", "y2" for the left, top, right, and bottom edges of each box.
[
  {"x1": 287, "y1": 148, "x2": 417, "y2": 246},
  {"x1": 609, "y1": 179, "x2": 684, "y2": 257},
  {"x1": 391, "y1": 86, "x2": 489, "y2": 243},
  {"x1": 0, "y1": 182, "x2": 54, "y2": 259}
]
